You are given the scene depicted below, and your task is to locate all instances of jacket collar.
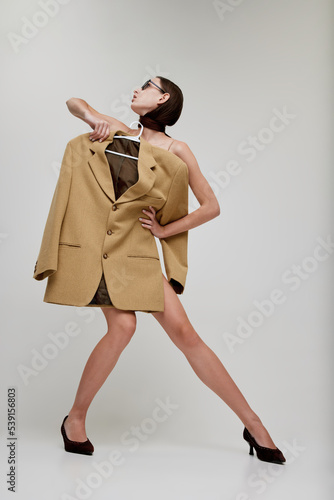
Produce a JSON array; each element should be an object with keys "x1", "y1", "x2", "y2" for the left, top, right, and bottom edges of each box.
[{"x1": 87, "y1": 129, "x2": 156, "y2": 204}]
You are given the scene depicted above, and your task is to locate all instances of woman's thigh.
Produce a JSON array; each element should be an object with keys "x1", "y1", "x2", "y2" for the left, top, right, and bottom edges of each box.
[{"x1": 151, "y1": 274, "x2": 200, "y2": 349}]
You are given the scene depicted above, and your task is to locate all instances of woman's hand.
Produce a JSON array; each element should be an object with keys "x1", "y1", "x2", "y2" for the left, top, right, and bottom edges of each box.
[
  {"x1": 66, "y1": 98, "x2": 125, "y2": 142},
  {"x1": 89, "y1": 119, "x2": 111, "y2": 142},
  {"x1": 139, "y1": 206, "x2": 166, "y2": 239}
]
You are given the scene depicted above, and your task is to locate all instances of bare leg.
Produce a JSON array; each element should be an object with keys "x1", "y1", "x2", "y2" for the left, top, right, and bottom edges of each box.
[
  {"x1": 151, "y1": 275, "x2": 279, "y2": 448},
  {"x1": 64, "y1": 307, "x2": 137, "y2": 442}
]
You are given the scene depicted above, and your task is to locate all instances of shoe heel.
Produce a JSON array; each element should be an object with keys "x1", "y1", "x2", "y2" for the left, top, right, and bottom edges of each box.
[{"x1": 249, "y1": 444, "x2": 254, "y2": 456}]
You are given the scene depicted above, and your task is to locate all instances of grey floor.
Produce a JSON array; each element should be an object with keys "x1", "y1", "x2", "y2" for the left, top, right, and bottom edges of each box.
[{"x1": 1, "y1": 424, "x2": 332, "y2": 499}]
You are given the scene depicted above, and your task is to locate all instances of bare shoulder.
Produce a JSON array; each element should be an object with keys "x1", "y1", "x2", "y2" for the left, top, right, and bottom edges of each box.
[{"x1": 169, "y1": 140, "x2": 197, "y2": 168}]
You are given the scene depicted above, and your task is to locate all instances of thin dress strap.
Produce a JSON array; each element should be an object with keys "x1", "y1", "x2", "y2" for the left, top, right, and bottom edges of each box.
[{"x1": 168, "y1": 139, "x2": 175, "y2": 151}]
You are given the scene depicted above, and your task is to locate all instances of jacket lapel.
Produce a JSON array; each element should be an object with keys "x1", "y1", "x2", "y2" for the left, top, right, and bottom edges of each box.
[{"x1": 88, "y1": 129, "x2": 157, "y2": 204}]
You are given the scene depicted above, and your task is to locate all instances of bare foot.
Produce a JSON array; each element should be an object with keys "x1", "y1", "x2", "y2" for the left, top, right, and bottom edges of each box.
[
  {"x1": 246, "y1": 419, "x2": 277, "y2": 449},
  {"x1": 64, "y1": 414, "x2": 88, "y2": 442}
]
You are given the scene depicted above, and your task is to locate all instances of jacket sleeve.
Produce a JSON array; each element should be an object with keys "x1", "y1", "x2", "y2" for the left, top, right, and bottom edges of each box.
[
  {"x1": 156, "y1": 162, "x2": 189, "y2": 294},
  {"x1": 33, "y1": 141, "x2": 73, "y2": 281}
]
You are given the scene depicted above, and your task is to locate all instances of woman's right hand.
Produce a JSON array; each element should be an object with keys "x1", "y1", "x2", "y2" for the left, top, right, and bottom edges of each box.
[{"x1": 88, "y1": 118, "x2": 111, "y2": 142}]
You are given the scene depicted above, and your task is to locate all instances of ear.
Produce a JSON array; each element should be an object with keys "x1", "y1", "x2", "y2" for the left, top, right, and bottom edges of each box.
[{"x1": 158, "y1": 92, "x2": 170, "y2": 105}]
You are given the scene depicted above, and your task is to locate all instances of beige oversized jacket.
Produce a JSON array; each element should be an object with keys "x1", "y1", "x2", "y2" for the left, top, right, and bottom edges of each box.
[{"x1": 32, "y1": 129, "x2": 189, "y2": 312}]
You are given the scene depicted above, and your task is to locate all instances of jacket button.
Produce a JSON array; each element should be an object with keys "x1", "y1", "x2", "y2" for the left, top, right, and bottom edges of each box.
[
  {"x1": 103, "y1": 253, "x2": 108, "y2": 259},
  {"x1": 112, "y1": 205, "x2": 117, "y2": 211},
  {"x1": 107, "y1": 230, "x2": 112, "y2": 235}
]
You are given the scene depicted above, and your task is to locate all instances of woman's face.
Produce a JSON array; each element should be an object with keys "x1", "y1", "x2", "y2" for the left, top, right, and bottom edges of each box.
[{"x1": 131, "y1": 77, "x2": 169, "y2": 115}]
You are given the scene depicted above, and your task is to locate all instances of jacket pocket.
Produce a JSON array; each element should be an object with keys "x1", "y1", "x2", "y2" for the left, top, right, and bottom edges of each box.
[
  {"x1": 59, "y1": 242, "x2": 81, "y2": 248},
  {"x1": 138, "y1": 194, "x2": 164, "y2": 201},
  {"x1": 127, "y1": 255, "x2": 159, "y2": 260},
  {"x1": 137, "y1": 194, "x2": 165, "y2": 208}
]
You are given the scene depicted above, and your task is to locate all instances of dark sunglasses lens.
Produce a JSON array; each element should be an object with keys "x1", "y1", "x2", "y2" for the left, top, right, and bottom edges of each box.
[{"x1": 141, "y1": 80, "x2": 150, "y2": 90}]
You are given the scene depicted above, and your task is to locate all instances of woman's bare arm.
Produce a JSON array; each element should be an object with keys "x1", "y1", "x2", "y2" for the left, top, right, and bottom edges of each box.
[
  {"x1": 65, "y1": 98, "x2": 128, "y2": 141},
  {"x1": 159, "y1": 142, "x2": 221, "y2": 238}
]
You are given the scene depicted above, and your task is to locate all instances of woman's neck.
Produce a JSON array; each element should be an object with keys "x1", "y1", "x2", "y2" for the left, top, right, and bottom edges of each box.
[{"x1": 140, "y1": 127, "x2": 166, "y2": 142}]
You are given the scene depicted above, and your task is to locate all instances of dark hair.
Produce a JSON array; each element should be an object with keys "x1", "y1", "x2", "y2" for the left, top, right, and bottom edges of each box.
[{"x1": 139, "y1": 76, "x2": 184, "y2": 136}]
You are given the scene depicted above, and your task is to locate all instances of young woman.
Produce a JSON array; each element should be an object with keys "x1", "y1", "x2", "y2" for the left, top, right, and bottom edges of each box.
[{"x1": 61, "y1": 76, "x2": 286, "y2": 464}]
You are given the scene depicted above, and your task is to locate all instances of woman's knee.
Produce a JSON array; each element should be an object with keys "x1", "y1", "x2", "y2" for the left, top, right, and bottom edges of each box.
[
  {"x1": 102, "y1": 309, "x2": 137, "y2": 341},
  {"x1": 175, "y1": 322, "x2": 201, "y2": 350},
  {"x1": 119, "y1": 314, "x2": 137, "y2": 336}
]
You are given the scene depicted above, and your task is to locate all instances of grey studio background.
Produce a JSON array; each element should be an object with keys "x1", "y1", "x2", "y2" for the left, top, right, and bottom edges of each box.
[{"x1": 1, "y1": 0, "x2": 333, "y2": 499}]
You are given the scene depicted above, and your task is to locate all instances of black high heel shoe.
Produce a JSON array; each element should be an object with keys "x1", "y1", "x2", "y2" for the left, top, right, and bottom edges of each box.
[
  {"x1": 243, "y1": 427, "x2": 286, "y2": 464},
  {"x1": 61, "y1": 415, "x2": 94, "y2": 455}
]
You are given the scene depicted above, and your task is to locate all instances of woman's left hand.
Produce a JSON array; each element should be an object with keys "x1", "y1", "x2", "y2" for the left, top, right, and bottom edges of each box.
[{"x1": 139, "y1": 206, "x2": 166, "y2": 239}]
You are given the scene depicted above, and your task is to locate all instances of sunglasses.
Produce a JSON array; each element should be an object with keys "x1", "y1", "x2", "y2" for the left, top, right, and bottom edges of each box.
[{"x1": 141, "y1": 79, "x2": 166, "y2": 94}]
